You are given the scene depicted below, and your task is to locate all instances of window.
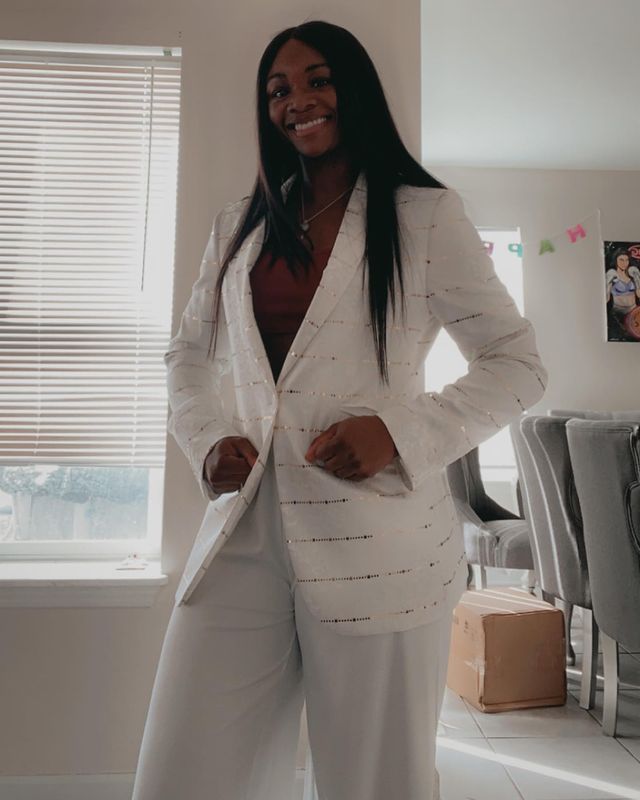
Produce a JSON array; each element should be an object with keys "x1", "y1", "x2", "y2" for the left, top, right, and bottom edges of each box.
[
  {"x1": 0, "y1": 41, "x2": 181, "y2": 560},
  {"x1": 424, "y1": 227, "x2": 524, "y2": 481}
]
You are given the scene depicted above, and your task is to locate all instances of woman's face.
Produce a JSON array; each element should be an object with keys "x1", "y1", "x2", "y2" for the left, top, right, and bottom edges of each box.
[
  {"x1": 266, "y1": 39, "x2": 340, "y2": 158},
  {"x1": 617, "y1": 254, "x2": 630, "y2": 270}
]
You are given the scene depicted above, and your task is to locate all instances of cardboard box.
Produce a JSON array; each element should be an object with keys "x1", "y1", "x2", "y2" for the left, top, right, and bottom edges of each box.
[{"x1": 446, "y1": 587, "x2": 567, "y2": 713}]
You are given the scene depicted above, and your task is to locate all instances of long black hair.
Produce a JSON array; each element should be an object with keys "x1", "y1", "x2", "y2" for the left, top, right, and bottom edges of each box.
[{"x1": 207, "y1": 19, "x2": 448, "y2": 386}]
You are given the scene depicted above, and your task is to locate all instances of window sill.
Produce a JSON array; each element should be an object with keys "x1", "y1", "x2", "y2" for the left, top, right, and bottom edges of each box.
[{"x1": 0, "y1": 560, "x2": 169, "y2": 608}]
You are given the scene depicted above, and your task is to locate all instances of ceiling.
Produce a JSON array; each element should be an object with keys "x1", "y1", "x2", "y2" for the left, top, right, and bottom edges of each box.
[{"x1": 421, "y1": 0, "x2": 640, "y2": 170}]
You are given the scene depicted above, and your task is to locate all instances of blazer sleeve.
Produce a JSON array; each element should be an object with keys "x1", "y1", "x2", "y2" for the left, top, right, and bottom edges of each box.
[
  {"x1": 375, "y1": 187, "x2": 548, "y2": 491},
  {"x1": 163, "y1": 206, "x2": 240, "y2": 502}
]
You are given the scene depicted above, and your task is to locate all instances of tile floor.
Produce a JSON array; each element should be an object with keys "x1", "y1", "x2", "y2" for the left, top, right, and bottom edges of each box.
[{"x1": 294, "y1": 596, "x2": 640, "y2": 800}]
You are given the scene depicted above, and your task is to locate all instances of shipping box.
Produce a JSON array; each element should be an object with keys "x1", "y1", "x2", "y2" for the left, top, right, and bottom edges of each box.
[{"x1": 446, "y1": 587, "x2": 567, "y2": 713}]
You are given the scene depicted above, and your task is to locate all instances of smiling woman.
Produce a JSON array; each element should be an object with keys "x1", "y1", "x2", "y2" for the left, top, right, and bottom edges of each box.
[
  {"x1": 131, "y1": 18, "x2": 547, "y2": 800},
  {"x1": 267, "y1": 42, "x2": 339, "y2": 155}
]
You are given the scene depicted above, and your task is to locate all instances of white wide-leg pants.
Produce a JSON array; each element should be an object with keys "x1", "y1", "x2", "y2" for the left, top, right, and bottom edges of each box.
[{"x1": 131, "y1": 443, "x2": 459, "y2": 800}]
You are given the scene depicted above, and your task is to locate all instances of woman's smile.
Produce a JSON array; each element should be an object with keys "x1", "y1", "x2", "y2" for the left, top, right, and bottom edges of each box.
[{"x1": 289, "y1": 114, "x2": 332, "y2": 137}]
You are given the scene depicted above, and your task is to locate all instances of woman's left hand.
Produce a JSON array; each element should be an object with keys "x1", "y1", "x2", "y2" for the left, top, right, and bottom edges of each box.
[{"x1": 305, "y1": 415, "x2": 398, "y2": 481}]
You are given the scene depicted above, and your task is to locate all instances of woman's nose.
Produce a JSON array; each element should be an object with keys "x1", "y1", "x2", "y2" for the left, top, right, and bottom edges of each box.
[{"x1": 287, "y1": 88, "x2": 316, "y2": 113}]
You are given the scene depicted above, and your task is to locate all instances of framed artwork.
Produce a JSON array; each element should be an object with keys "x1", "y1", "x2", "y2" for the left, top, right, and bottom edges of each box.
[{"x1": 604, "y1": 240, "x2": 640, "y2": 342}]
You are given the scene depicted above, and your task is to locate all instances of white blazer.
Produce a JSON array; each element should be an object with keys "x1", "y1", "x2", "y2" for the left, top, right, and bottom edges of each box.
[{"x1": 164, "y1": 170, "x2": 547, "y2": 635}]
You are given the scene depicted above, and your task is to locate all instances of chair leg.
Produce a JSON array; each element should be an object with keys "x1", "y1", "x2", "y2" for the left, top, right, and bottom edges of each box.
[
  {"x1": 554, "y1": 598, "x2": 576, "y2": 666},
  {"x1": 474, "y1": 563, "x2": 487, "y2": 590},
  {"x1": 466, "y1": 562, "x2": 474, "y2": 588},
  {"x1": 601, "y1": 632, "x2": 619, "y2": 737},
  {"x1": 579, "y1": 608, "x2": 599, "y2": 710},
  {"x1": 525, "y1": 569, "x2": 536, "y2": 594}
]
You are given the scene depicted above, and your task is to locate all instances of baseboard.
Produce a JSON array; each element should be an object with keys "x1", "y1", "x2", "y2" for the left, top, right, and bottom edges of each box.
[
  {"x1": 0, "y1": 771, "x2": 310, "y2": 800},
  {"x1": 0, "y1": 774, "x2": 134, "y2": 800}
]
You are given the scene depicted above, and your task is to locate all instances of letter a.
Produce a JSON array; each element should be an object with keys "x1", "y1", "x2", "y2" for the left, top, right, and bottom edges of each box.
[{"x1": 539, "y1": 239, "x2": 555, "y2": 255}]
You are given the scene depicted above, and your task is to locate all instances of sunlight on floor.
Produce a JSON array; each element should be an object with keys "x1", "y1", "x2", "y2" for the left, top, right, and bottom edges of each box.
[{"x1": 437, "y1": 737, "x2": 640, "y2": 800}]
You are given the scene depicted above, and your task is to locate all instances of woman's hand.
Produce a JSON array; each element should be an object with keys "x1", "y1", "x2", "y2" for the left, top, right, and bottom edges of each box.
[
  {"x1": 204, "y1": 436, "x2": 258, "y2": 494},
  {"x1": 304, "y1": 415, "x2": 398, "y2": 481}
]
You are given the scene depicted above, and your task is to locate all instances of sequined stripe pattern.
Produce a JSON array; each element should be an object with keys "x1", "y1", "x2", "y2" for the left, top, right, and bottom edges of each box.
[
  {"x1": 187, "y1": 314, "x2": 215, "y2": 323},
  {"x1": 280, "y1": 490, "x2": 414, "y2": 503},
  {"x1": 167, "y1": 361, "x2": 213, "y2": 372},
  {"x1": 172, "y1": 383, "x2": 208, "y2": 393},
  {"x1": 233, "y1": 413, "x2": 275, "y2": 424},
  {"x1": 444, "y1": 312, "x2": 484, "y2": 326},
  {"x1": 472, "y1": 323, "x2": 533, "y2": 356},
  {"x1": 275, "y1": 462, "x2": 405, "y2": 479},
  {"x1": 233, "y1": 378, "x2": 271, "y2": 389},
  {"x1": 276, "y1": 462, "x2": 322, "y2": 470},
  {"x1": 276, "y1": 388, "x2": 413, "y2": 401},
  {"x1": 274, "y1": 424, "x2": 326, "y2": 433},
  {"x1": 186, "y1": 418, "x2": 224, "y2": 444},
  {"x1": 436, "y1": 387, "x2": 501, "y2": 429},
  {"x1": 298, "y1": 558, "x2": 441, "y2": 583},
  {"x1": 288, "y1": 533, "x2": 374, "y2": 543},
  {"x1": 479, "y1": 351, "x2": 548, "y2": 391},
  {"x1": 319, "y1": 552, "x2": 466, "y2": 624},
  {"x1": 286, "y1": 522, "x2": 457, "y2": 548},
  {"x1": 317, "y1": 319, "x2": 424, "y2": 332},
  {"x1": 284, "y1": 352, "x2": 414, "y2": 367},
  {"x1": 412, "y1": 284, "x2": 465, "y2": 299},
  {"x1": 287, "y1": 517, "x2": 457, "y2": 547},
  {"x1": 476, "y1": 365, "x2": 526, "y2": 411},
  {"x1": 284, "y1": 494, "x2": 453, "y2": 543},
  {"x1": 411, "y1": 222, "x2": 441, "y2": 231},
  {"x1": 300, "y1": 317, "x2": 419, "y2": 334}
]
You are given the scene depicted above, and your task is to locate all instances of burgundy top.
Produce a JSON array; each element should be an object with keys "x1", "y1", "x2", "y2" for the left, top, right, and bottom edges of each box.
[{"x1": 250, "y1": 247, "x2": 332, "y2": 383}]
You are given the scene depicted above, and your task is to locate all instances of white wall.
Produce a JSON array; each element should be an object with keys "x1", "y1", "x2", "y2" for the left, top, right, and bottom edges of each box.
[
  {"x1": 421, "y1": 0, "x2": 640, "y2": 170},
  {"x1": 425, "y1": 165, "x2": 640, "y2": 412},
  {"x1": 0, "y1": 0, "x2": 422, "y2": 778}
]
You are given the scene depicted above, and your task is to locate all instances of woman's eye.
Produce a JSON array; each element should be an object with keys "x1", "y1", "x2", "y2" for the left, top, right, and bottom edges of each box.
[{"x1": 269, "y1": 77, "x2": 331, "y2": 99}]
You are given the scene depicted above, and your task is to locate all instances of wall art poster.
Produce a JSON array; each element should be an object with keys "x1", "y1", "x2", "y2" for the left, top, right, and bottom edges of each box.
[{"x1": 604, "y1": 240, "x2": 640, "y2": 342}]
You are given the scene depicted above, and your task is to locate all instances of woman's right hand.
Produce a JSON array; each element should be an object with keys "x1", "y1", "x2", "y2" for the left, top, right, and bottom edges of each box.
[{"x1": 204, "y1": 436, "x2": 259, "y2": 494}]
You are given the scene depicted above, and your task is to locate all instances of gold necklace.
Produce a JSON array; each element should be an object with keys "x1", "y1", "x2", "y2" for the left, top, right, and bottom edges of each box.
[{"x1": 299, "y1": 183, "x2": 355, "y2": 236}]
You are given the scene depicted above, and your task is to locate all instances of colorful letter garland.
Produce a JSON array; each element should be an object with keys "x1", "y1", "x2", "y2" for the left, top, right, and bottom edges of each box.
[{"x1": 482, "y1": 211, "x2": 600, "y2": 259}]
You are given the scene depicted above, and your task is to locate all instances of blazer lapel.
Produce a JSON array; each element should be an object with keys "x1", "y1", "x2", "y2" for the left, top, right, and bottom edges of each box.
[{"x1": 226, "y1": 170, "x2": 367, "y2": 392}]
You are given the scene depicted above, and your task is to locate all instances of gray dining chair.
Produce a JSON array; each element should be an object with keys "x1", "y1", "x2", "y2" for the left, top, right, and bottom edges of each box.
[
  {"x1": 566, "y1": 416, "x2": 640, "y2": 736},
  {"x1": 548, "y1": 409, "x2": 640, "y2": 421},
  {"x1": 446, "y1": 446, "x2": 535, "y2": 591},
  {"x1": 510, "y1": 415, "x2": 598, "y2": 709}
]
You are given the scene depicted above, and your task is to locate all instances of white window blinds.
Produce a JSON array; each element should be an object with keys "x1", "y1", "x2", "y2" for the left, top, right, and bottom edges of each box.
[{"x1": 0, "y1": 44, "x2": 181, "y2": 469}]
